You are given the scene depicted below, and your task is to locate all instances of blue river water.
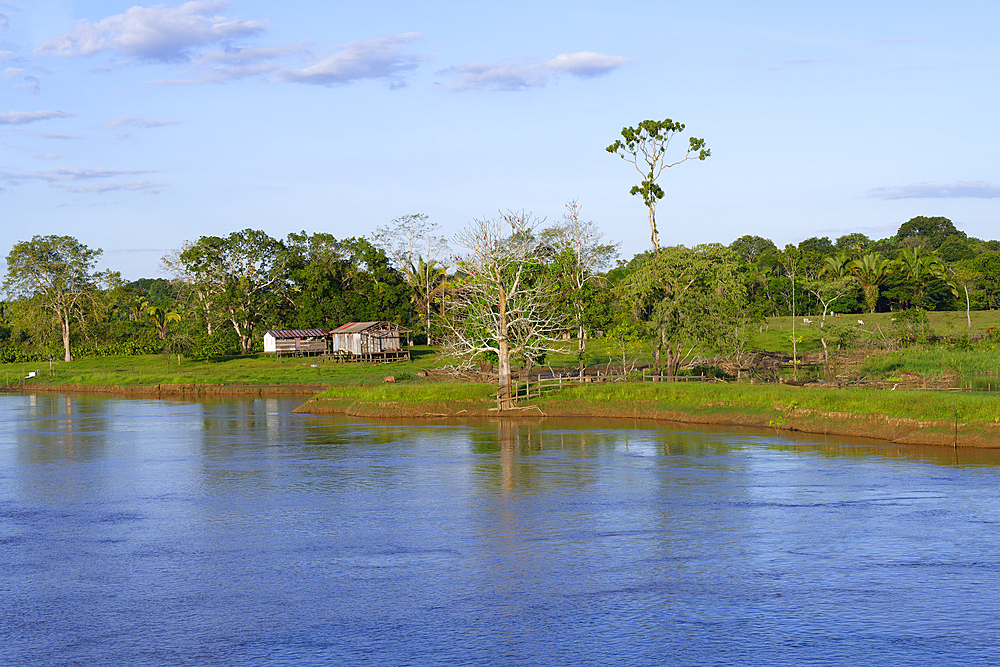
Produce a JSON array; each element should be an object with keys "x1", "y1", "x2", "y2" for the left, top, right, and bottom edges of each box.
[{"x1": 2, "y1": 392, "x2": 1000, "y2": 666}]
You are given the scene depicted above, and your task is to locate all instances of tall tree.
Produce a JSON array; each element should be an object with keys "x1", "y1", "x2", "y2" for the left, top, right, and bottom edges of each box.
[
  {"x1": 372, "y1": 213, "x2": 450, "y2": 337},
  {"x1": 894, "y1": 216, "x2": 964, "y2": 250},
  {"x1": 175, "y1": 229, "x2": 285, "y2": 354},
  {"x1": 445, "y1": 211, "x2": 566, "y2": 409},
  {"x1": 624, "y1": 244, "x2": 745, "y2": 380},
  {"x1": 541, "y1": 200, "x2": 619, "y2": 371},
  {"x1": 606, "y1": 119, "x2": 710, "y2": 250},
  {"x1": 849, "y1": 252, "x2": 893, "y2": 314},
  {"x1": 3, "y1": 235, "x2": 104, "y2": 362},
  {"x1": 282, "y1": 232, "x2": 409, "y2": 328}
]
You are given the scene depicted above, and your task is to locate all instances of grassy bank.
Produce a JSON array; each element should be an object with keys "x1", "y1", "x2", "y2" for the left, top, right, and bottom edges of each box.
[
  {"x1": 1, "y1": 347, "x2": 443, "y2": 390},
  {"x1": 297, "y1": 381, "x2": 1000, "y2": 448}
]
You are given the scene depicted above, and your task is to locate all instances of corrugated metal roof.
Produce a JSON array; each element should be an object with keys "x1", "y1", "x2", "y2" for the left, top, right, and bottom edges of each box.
[
  {"x1": 330, "y1": 321, "x2": 380, "y2": 333},
  {"x1": 265, "y1": 329, "x2": 328, "y2": 338}
]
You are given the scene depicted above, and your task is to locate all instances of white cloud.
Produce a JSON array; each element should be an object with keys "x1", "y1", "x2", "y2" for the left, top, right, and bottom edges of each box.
[
  {"x1": 274, "y1": 33, "x2": 425, "y2": 88},
  {"x1": 440, "y1": 50, "x2": 631, "y2": 91},
  {"x1": 0, "y1": 110, "x2": 74, "y2": 125},
  {"x1": 102, "y1": 115, "x2": 180, "y2": 130},
  {"x1": 63, "y1": 179, "x2": 163, "y2": 193},
  {"x1": 2, "y1": 167, "x2": 158, "y2": 183},
  {"x1": 34, "y1": 132, "x2": 84, "y2": 139},
  {"x1": 544, "y1": 51, "x2": 633, "y2": 77},
  {"x1": 150, "y1": 62, "x2": 278, "y2": 84},
  {"x1": 869, "y1": 181, "x2": 1000, "y2": 200},
  {"x1": 439, "y1": 61, "x2": 547, "y2": 92},
  {"x1": 199, "y1": 42, "x2": 310, "y2": 65},
  {"x1": 34, "y1": 153, "x2": 63, "y2": 160},
  {"x1": 0, "y1": 51, "x2": 14, "y2": 59},
  {"x1": 2, "y1": 66, "x2": 26, "y2": 77},
  {"x1": 34, "y1": 1, "x2": 266, "y2": 63}
]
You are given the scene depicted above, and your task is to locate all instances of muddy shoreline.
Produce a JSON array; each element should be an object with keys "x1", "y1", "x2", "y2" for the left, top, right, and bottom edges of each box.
[
  {"x1": 293, "y1": 394, "x2": 1000, "y2": 449},
  {"x1": 3, "y1": 383, "x2": 329, "y2": 398},
  {"x1": 7, "y1": 382, "x2": 1000, "y2": 449}
]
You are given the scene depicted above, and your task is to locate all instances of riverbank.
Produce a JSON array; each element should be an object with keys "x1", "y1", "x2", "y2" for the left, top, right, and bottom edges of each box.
[
  {"x1": 294, "y1": 382, "x2": 1000, "y2": 448},
  {"x1": 4, "y1": 382, "x2": 329, "y2": 397}
]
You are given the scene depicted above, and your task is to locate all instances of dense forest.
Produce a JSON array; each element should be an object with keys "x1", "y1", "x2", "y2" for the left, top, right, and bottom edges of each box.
[{"x1": 2, "y1": 211, "x2": 999, "y2": 370}]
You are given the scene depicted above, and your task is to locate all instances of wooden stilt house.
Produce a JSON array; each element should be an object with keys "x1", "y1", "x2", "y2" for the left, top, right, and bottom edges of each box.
[
  {"x1": 330, "y1": 321, "x2": 410, "y2": 361},
  {"x1": 263, "y1": 329, "x2": 329, "y2": 357}
]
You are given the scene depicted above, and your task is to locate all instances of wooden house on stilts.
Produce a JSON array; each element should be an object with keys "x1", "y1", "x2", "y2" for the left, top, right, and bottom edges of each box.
[
  {"x1": 330, "y1": 322, "x2": 410, "y2": 362},
  {"x1": 263, "y1": 329, "x2": 329, "y2": 357}
]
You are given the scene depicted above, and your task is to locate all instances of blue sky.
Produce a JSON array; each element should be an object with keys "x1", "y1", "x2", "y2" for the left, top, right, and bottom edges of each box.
[{"x1": 2, "y1": 0, "x2": 999, "y2": 279}]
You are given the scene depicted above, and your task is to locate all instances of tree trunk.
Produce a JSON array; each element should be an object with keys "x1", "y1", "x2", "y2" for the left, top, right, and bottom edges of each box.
[
  {"x1": 652, "y1": 333, "x2": 662, "y2": 382},
  {"x1": 965, "y1": 284, "x2": 971, "y2": 332},
  {"x1": 649, "y1": 208, "x2": 659, "y2": 251},
  {"x1": 61, "y1": 314, "x2": 73, "y2": 362},
  {"x1": 497, "y1": 291, "x2": 514, "y2": 410},
  {"x1": 791, "y1": 274, "x2": 797, "y2": 381}
]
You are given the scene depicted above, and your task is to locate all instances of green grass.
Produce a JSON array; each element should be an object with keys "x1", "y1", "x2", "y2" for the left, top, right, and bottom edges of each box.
[
  {"x1": 2, "y1": 346, "x2": 444, "y2": 389},
  {"x1": 861, "y1": 348, "x2": 1000, "y2": 383},
  {"x1": 314, "y1": 383, "x2": 496, "y2": 402},
  {"x1": 542, "y1": 382, "x2": 1000, "y2": 424},
  {"x1": 306, "y1": 380, "x2": 1000, "y2": 426}
]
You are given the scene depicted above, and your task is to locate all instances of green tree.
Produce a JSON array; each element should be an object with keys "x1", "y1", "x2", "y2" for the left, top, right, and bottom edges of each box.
[
  {"x1": 894, "y1": 216, "x2": 964, "y2": 250},
  {"x1": 894, "y1": 246, "x2": 945, "y2": 308},
  {"x1": 541, "y1": 200, "x2": 619, "y2": 373},
  {"x1": 174, "y1": 229, "x2": 285, "y2": 355},
  {"x1": 281, "y1": 232, "x2": 409, "y2": 329},
  {"x1": 849, "y1": 253, "x2": 892, "y2": 313},
  {"x1": 972, "y1": 251, "x2": 1000, "y2": 310},
  {"x1": 606, "y1": 119, "x2": 710, "y2": 250},
  {"x1": 623, "y1": 244, "x2": 746, "y2": 379},
  {"x1": 730, "y1": 235, "x2": 777, "y2": 265},
  {"x1": 3, "y1": 235, "x2": 104, "y2": 362},
  {"x1": 146, "y1": 305, "x2": 181, "y2": 341}
]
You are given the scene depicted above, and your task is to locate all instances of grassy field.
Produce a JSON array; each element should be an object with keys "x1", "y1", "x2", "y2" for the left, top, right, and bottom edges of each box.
[
  {"x1": 757, "y1": 310, "x2": 1000, "y2": 356},
  {"x1": 1, "y1": 346, "x2": 445, "y2": 389},
  {"x1": 6, "y1": 310, "x2": 1000, "y2": 391}
]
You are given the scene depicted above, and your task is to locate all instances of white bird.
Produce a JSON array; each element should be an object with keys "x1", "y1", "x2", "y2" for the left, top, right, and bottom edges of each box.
[
  {"x1": 857, "y1": 319, "x2": 864, "y2": 325},
  {"x1": 803, "y1": 318, "x2": 812, "y2": 324}
]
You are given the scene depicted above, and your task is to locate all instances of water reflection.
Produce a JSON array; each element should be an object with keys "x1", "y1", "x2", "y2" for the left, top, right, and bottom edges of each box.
[{"x1": 4, "y1": 394, "x2": 1000, "y2": 666}]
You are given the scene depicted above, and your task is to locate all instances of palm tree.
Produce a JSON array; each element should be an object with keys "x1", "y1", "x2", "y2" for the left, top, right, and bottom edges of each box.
[
  {"x1": 147, "y1": 305, "x2": 181, "y2": 340},
  {"x1": 896, "y1": 247, "x2": 945, "y2": 308},
  {"x1": 849, "y1": 253, "x2": 892, "y2": 313},
  {"x1": 405, "y1": 256, "x2": 448, "y2": 341}
]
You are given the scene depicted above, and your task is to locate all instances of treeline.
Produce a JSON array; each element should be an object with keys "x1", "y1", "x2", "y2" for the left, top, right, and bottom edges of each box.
[{"x1": 1, "y1": 211, "x2": 997, "y2": 366}]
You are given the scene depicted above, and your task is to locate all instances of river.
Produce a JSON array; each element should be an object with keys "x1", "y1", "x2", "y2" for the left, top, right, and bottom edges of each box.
[{"x1": 2, "y1": 392, "x2": 1000, "y2": 666}]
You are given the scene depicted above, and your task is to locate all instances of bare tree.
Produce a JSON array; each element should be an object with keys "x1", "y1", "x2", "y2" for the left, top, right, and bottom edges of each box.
[
  {"x1": 541, "y1": 200, "x2": 619, "y2": 373},
  {"x1": 372, "y1": 213, "x2": 450, "y2": 339},
  {"x1": 444, "y1": 211, "x2": 567, "y2": 410}
]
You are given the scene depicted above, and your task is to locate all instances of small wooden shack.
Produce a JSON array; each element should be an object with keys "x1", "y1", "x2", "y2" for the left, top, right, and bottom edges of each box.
[
  {"x1": 263, "y1": 329, "x2": 329, "y2": 357},
  {"x1": 330, "y1": 321, "x2": 410, "y2": 361}
]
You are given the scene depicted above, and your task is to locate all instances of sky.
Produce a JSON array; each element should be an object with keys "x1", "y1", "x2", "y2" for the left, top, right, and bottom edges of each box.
[{"x1": 1, "y1": 0, "x2": 999, "y2": 279}]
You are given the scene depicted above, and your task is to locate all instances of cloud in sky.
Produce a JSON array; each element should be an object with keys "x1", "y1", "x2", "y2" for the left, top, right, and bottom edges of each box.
[
  {"x1": 34, "y1": 153, "x2": 63, "y2": 160},
  {"x1": 1, "y1": 167, "x2": 158, "y2": 183},
  {"x1": 439, "y1": 50, "x2": 631, "y2": 91},
  {"x1": 544, "y1": 51, "x2": 633, "y2": 77},
  {"x1": 869, "y1": 181, "x2": 1000, "y2": 200},
  {"x1": 34, "y1": 1, "x2": 266, "y2": 63},
  {"x1": 34, "y1": 132, "x2": 84, "y2": 139},
  {"x1": 150, "y1": 62, "x2": 279, "y2": 84},
  {"x1": 102, "y1": 115, "x2": 180, "y2": 130},
  {"x1": 63, "y1": 179, "x2": 163, "y2": 193},
  {"x1": 199, "y1": 42, "x2": 310, "y2": 65},
  {"x1": 0, "y1": 110, "x2": 74, "y2": 125},
  {"x1": 274, "y1": 33, "x2": 426, "y2": 88}
]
